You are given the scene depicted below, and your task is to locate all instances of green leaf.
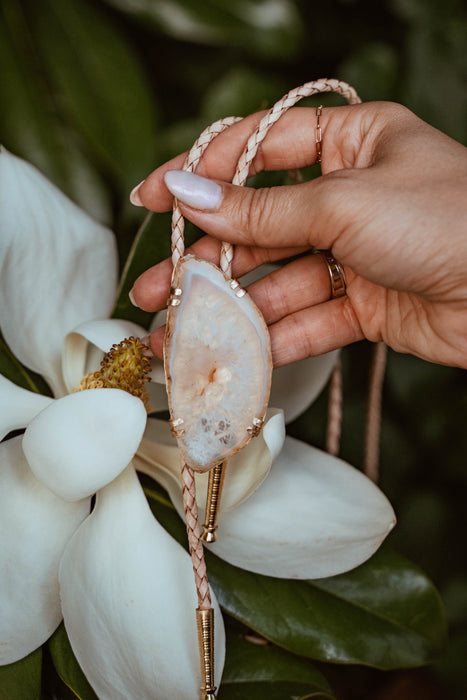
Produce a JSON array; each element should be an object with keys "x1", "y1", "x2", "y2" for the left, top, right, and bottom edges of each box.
[
  {"x1": 0, "y1": 2, "x2": 111, "y2": 222},
  {"x1": 219, "y1": 632, "x2": 335, "y2": 699},
  {"x1": 30, "y1": 0, "x2": 159, "y2": 189},
  {"x1": 0, "y1": 648, "x2": 42, "y2": 699},
  {"x1": 112, "y1": 211, "x2": 173, "y2": 326},
  {"x1": 102, "y1": 0, "x2": 303, "y2": 58},
  {"x1": 0, "y1": 332, "x2": 51, "y2": 395},
  {"x1": 207, "y1": 546, "x2": 448, "y2": 670},
  {"x1": 49, "y1": 624, "x2": 98, "y2": 700},
  {"x1": 144, "y1": 480, "x2": 448, "y2": 670}
]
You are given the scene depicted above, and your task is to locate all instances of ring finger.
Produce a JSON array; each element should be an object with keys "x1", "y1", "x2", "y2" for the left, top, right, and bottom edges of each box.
[{"x1": 246, "y1": 252, "x2": 343, "y2": 325}]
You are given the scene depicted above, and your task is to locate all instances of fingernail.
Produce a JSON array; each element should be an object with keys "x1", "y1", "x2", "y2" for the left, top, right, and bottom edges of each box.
[
  {"x1": 130, "y1": 180, "x2": 145, "y2": 206},
  {"x1": 164, "y1": 170, "x2": 223, "y2": 211},
  {"x1": 128, "y1": 288, "x2": 137, "y2": 306}
]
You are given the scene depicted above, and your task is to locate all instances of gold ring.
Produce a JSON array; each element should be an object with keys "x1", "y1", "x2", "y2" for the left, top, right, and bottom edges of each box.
[
  {"x1": 315, "y1": 105, "x2": 323, "y2": 164},
  {"x1": 314, "y1": 249, "x2": 347, "y2": 299}
]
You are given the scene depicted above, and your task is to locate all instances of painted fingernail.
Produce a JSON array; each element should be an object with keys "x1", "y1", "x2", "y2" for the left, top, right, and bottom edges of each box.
[
  {"x1": 130, "y1": 180, "x2": 145, "y2": 206},
  {"x1": 164, "y1": 170, "x2": 223, "y2": 211},
  {"x1": 128, "y1": 288, "x2": 138, "y2": 306}
]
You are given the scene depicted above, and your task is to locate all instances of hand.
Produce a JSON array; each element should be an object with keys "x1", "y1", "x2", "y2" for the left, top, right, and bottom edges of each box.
[{"x1": 130, "y1": 101, "x2": 467, "y2": 369}]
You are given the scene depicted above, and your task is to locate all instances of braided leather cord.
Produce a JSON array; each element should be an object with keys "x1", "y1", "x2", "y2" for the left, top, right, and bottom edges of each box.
[
  {"x1": 171, "y1": 78, "x2": 386, "y2": 620},
  {"x1": 181, "y1": 462, "x2": 211, "y2": 608},
  {"x1": 364, "y1": 341, "x2": 387, "y2": 481},
  {"x1": 171, "y1": 116, "x2": 242, "y2": 270},
  {"x1": 326, "y1": 357, "x2": 343, "y2": 456}
]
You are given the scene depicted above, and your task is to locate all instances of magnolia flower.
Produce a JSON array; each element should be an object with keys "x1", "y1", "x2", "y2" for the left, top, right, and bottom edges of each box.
[
  {"x1": 0, "y1": 148, "x2": 395, "y2": 698},
  {"x1": 0, "y1": 148, "x2": 224, "y2": 696}
]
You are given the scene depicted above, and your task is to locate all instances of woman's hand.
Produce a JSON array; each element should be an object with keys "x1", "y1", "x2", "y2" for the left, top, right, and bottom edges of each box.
[{"x1": 130, "y1": 101, "x2": 467, "y2": 369}]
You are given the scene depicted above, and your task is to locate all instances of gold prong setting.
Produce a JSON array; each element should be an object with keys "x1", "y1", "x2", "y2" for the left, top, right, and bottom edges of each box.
[
  {"x1": 167, "y1": 286, "x2": 183, "y2": 307},
  {"x1": 247, "y1": 417, "x2": 264, "y2": 438},
  {"x1": 229, "y1": 279, "x2": 246, "y2": 298},
  {"x1": 169, "y1": 417, "x2": 185, "y2": 438}
]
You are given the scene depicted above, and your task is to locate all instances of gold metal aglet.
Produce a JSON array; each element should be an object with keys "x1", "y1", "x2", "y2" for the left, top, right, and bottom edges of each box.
[
  {"x1": 201, "y1": 462, "x2": 226, "y2": 543},
  {"x1": 196, "y1": 608, "x2": 216, "y2": 700}
]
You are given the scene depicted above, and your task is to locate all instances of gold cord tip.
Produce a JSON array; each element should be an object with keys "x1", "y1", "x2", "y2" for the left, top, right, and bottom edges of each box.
[
  {"x1": 201, "y1": 525, "x2": 218, "y2": 543},
  {"x1": 196, "y1": 608, "x2": 216, "y2": 699},
  {"x1": 201, "y1": 462, "x2": 226, "y2": 543}
]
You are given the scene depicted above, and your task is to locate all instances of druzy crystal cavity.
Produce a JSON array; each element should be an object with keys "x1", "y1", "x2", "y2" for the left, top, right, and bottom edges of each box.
[{"x1": 164, "y1": 256, "x2": 272, "y2": 471}]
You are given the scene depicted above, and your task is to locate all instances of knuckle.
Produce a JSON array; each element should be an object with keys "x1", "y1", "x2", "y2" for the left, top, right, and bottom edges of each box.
[
  {"x1": 312, "y1": 175, "x2": 359, "y2": 243},
  {"x1": 288, "y1": 313, "x2": 315, "y2": 360},
  {"x1": 367, "y1": 100, "x2": 415, "y2": 123},
  {"x1": 341, "y1": 297, "x2": 364, "y2": 342},
  {"x1": 238, "y1": 187, "x2": 276, "y2": 247}
]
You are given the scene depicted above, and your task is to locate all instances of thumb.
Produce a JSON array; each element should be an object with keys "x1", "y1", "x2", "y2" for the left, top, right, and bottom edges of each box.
[{"x1": 157, "y1": 169, "x2": 358, "y2": 251}]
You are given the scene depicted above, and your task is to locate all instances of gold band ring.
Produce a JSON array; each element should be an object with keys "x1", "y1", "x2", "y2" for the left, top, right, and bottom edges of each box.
[
  {"x1": 315, "y1": 105, "x2": 323, "y2": 164},
  {"x1": 314, "y1": 249, "x2": 347, "y2": 299}
]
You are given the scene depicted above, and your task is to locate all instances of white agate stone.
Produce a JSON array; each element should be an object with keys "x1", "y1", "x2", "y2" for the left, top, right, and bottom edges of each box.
[{"x1": 164, "y1": 256, "x2": 272, "y2": 471}]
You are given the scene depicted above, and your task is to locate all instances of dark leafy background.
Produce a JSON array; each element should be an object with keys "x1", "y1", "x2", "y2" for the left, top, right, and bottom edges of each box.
[{"x1": 0, "y1": 0, "x2": 466, "y2": 698}]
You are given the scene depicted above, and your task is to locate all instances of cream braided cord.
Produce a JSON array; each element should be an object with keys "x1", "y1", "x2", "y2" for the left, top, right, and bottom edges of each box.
[
  {"x1": 171, "y1": 116, "x2": 242, "y2": 270},
  {"x1": 181, "y1": 462, "x2": 211, "y2": 609},
  {"x1": 364, "y1": 341, "x2": 388, "y2": 481}
]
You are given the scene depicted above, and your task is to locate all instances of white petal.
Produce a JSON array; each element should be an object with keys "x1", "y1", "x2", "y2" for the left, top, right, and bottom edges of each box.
[
  {"x1": 62, "y1": 318, "x2": 148, "y2": 393},
  {"x1": 0, "y1": 148, "x2": 118, "y2": 397},
  {"x1": 147, "y1": 311, "x2": 171, "y2": 412},
  {"x1": 270, "y1": 350, "x2": 339, "y2": 423},
  {"x1": 60, "y1": 465, "x2": 225, "y2": 699},
  {"x1": 136, "y1": 408, "x2": 285, "y2": 512},
  {"x1": 206, "y1": 437, "x2": 396, "y2": 579},
  {"x1": 146, "y1": 357, "x2": 169, "y2": 412},
  {"x1": 0, "y1": 374, "x2": 53, "y2": 441},
  {"x1": 0, "y1": 436, "x2": 89, "y2": 664},
  {"x1": 23, "y1": 389, "x2": 147, "y2": 501}
]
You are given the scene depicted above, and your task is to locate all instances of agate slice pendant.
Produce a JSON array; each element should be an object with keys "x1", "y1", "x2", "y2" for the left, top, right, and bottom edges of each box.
[{"x1": 164, "y1": 255, "x2": 272, "y2": 472}]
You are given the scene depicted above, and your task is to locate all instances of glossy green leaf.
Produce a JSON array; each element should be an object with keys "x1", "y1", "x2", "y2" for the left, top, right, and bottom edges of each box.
[
  {"x1": 207, "y1": 546, "x2": 448, "y2": 670},
  {"x1": 102, "y1": 0, "x2": 303, "y2": 58},
  {"x1": 0, "y1": 333, "x2": 51, "y2": 395},
  {"x1": 144, "y1": 479, "x2": 447, "y2": 670},
  {"x1": 112, "y1": 211, "x2": 172, "y2": 326},
  {"x1": 0, "y1": 2, "x2": 111, "y2": 222},
  {"x1": 219, "y1": 632, "x2": 334, "y2": 699},
  {"x1": 0, "y1": 647, "x2": 42, "y2": 699},
  {"x1": 30, "y1": 0, "x2": 159, "y2": 189},
  {"x1": 49, "y1": 624, "x2": 97, "y2": 700}
]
